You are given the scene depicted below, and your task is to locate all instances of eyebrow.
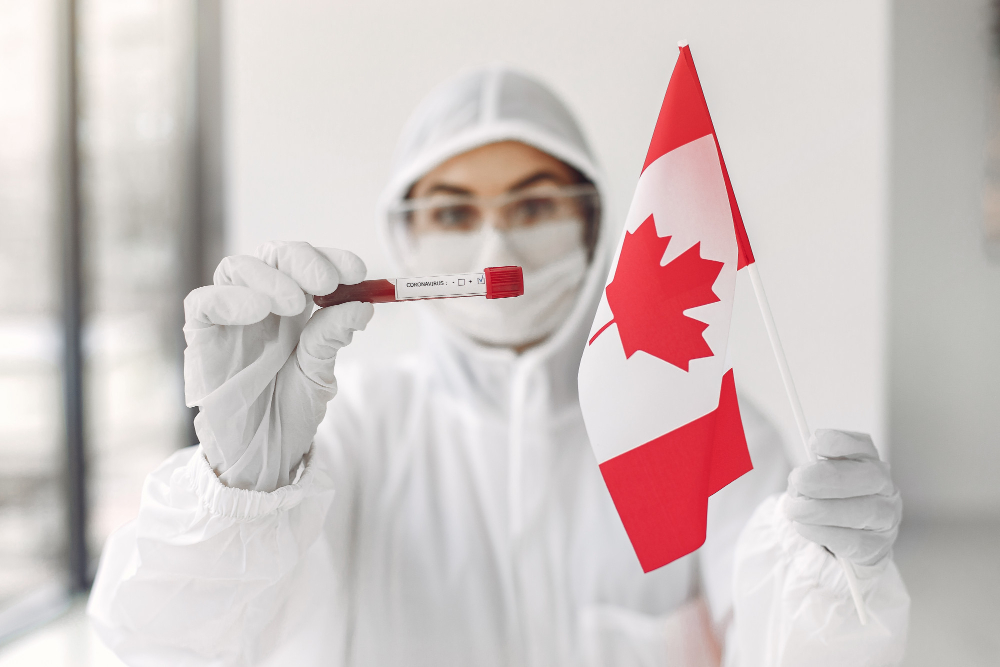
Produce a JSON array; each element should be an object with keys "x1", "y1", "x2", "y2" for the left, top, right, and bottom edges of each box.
[
  {"x1": 422, "y1": 183, "x2": 475, "y2": 197},
  {"x1": 508, "y1": 171, "x2": 566, "y2": 192}
]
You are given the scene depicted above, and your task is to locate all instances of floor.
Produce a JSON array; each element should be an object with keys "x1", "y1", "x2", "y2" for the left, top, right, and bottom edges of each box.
[{"x1": 0, "y1": 518, "x2": 996, "y2": 666}]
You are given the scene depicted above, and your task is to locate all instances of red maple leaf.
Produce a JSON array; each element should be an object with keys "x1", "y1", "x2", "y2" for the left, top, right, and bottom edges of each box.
[{"x1": 591, "y1": 214, "x2": 724, "y2": 371}]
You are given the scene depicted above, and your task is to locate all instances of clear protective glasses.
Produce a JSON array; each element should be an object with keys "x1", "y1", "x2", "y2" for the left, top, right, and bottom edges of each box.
[{"x1": 388, "y1": 183, "x2": 600, "y2": 236}]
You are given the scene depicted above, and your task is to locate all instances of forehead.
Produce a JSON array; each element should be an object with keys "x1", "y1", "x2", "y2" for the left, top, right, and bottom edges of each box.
[{"x1": 411, "y1": 141, "x2": 575, "y2": 197}]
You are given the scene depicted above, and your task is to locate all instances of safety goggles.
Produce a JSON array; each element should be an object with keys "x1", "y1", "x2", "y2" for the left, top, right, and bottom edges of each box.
[{"x1": 388, "y1": 183, "x2": 600, "y2": 235}]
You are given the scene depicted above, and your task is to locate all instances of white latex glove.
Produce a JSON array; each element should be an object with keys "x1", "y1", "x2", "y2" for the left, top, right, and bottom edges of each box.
[
  {"x1": 183, "y1": 241, "x2": 374, "y2": 492},
  {"x1": 784, "y1": 429, "x2": 902, "y2": 566}
]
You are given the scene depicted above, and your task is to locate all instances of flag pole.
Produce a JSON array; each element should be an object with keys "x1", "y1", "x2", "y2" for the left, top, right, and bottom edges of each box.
[{"x1": 747, "y1": 263, "x2": 870, "y2": 626}]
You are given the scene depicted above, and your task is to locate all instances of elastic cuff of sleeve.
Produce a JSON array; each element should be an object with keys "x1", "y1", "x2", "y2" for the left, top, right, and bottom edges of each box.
[
  {"x1": 178, "y1": 443, "x2": 321, "y2": 521},
  {"x1": 851, "y1": 549, "x2": 893, "y2": 580},
  {"x1": 773, "y1": 494, "x2": 888, "y2": 598}
]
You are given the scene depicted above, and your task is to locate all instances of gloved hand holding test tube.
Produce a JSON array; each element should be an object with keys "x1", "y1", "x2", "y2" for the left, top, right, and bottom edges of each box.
[{"x1": 314, "y1": 265, "x2": 524, "y2": 307}]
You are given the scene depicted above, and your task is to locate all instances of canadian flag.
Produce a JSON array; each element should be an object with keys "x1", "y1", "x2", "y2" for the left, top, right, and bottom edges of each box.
[{"x1": 579, "y1": 44, "x2": 757, "y2": 572}]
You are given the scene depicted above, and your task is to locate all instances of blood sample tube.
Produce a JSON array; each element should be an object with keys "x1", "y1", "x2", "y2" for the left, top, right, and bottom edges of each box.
[{"x1": 314, "y1": 265, "x2": 524, "y2": 308}]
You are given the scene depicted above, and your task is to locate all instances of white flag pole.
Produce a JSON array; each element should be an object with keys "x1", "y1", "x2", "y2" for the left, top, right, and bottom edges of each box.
[{"x1": 747, "y1": 263, "x2": 870, "y2": 626}]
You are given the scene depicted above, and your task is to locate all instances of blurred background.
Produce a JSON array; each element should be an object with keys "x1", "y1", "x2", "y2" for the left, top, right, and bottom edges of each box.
[{"x1": 0, "y1": 0, "x2": 996, "y2": 665}]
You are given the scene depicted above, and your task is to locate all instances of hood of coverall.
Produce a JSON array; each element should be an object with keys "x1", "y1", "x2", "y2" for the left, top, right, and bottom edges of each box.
[{"x1": 376, "y1": 65, "x2": 614, "y2": 409}]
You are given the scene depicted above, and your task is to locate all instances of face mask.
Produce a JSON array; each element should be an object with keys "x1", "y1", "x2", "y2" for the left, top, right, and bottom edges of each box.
[{"x1": 402, "y1": 220, "x2": 589, "y2": 347}]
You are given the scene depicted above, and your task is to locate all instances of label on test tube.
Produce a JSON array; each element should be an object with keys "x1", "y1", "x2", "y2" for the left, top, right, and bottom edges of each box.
[{"x1": 394, "y1": 272, "x2": 487, "y2": 300}]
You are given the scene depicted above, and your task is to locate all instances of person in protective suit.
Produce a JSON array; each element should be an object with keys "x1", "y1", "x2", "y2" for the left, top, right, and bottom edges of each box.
[{"x1": 89, "y1": 65, "x2": 909, "y2": 666}]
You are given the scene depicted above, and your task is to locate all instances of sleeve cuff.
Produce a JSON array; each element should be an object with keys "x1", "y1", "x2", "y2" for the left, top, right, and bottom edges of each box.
[
  {"x1": 771, "y1": 494, "x2": 890, "y2": 597},
  {"x1": 174, "y1": 443, "x2": 327, "y2": 521},
  {"x1": 732, "y1": 493, "x2": 910, "y2": 666}
]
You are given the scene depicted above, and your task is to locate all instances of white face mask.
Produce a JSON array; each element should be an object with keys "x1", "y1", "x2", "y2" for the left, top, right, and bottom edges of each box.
[{"x1": 402, "y1": 220, "x2": 589, "y2": 347}]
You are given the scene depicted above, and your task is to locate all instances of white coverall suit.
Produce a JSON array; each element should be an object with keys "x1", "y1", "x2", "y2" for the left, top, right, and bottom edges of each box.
[{"x1": 88, "y1": 66, "x2": 910, "y2": 666}]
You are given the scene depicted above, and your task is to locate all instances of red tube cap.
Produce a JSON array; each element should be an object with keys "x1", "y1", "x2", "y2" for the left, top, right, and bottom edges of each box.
[{"x1": 485, "y1": 266, "x2": 524, "y2": 299}]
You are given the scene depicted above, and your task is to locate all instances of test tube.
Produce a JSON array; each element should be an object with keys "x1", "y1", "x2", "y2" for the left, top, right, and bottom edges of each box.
[{"x1": 314, "y1": 265, "x2": 524, "y2": 308}]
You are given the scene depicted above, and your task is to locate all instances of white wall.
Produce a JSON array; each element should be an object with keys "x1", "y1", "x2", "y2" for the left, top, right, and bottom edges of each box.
[
  {"x1": 222, "y1": 0, "x2": 891, "y2": 462},
  {"x1": 890, "y1": 0, "x2": 1000, "y2": 519}
]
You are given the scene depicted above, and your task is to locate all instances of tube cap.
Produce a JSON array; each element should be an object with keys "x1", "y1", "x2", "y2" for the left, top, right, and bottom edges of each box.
[{"x1": 484, "y1": 266, "x2": 524, "y2": 299}]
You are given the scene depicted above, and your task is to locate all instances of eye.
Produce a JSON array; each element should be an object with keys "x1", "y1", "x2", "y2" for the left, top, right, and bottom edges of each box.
[
  {"x1": 507, "y1": 197, "x2": 557, "y2": 226},
  {"x1": 431, "y1": 204, "x2": 479, "y2": 230}
]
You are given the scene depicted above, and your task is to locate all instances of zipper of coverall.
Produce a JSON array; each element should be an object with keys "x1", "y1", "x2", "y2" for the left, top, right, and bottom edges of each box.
[{"x1": 507, "y1": 354, "x2": 537, "y2": 667}]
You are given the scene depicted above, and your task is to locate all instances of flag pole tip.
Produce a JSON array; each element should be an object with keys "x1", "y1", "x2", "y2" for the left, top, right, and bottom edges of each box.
[{"x1": 677, "y1": 40, "x2": 689, "y2": 48}]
